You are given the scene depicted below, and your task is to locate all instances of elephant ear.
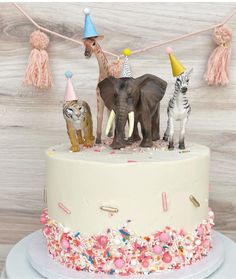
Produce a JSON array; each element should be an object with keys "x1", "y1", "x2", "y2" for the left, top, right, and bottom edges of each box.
[
  {"x1": 98, "y1": 76, "x2": 117, "y2": 111},
  {"x1": 134, "y1": 74, "x2": 167, "y2": 99}
]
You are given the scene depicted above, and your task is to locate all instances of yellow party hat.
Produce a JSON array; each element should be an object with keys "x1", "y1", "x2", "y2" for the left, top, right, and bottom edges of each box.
[{"x1": 166, "y1": 47, "x2": 185, "y2": 77}]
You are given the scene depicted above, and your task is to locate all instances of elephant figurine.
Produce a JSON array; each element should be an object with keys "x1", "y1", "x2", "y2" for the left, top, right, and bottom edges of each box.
[{"x1": 98, "y1": 74, "x2": 167, "y2": 149}]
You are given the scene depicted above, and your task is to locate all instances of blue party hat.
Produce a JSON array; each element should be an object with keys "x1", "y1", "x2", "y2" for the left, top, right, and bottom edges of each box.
[{"x1": 83, "y1": 8, "x2": 99, "y2": 39}]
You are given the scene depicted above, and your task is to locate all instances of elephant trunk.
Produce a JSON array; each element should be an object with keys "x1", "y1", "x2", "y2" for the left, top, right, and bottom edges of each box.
[{"x1": 110, "y1": 105, "x2": 129, "y2": 149}]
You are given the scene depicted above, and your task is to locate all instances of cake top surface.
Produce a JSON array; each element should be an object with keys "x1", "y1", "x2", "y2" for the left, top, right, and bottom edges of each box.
[{"x1": 46, "y1": 140, "x2": 209, "y2": 164}]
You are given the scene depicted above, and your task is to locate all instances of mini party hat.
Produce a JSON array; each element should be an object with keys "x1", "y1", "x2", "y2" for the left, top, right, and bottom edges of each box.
[
  {"x1": 83, "y1": 8, "x2": 99, "y2": 39},
  {"x1": 166, "y1": 47, "x2": 186, "y2": 77},
  {"x1": 120, "y1": 48, "x2": 132, "y2": 78},
  {"x1": 64, "y1": 71, "x2": 78, "y2": 102}
]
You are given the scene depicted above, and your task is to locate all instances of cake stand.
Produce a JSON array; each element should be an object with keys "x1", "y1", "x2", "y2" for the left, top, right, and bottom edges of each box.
[{"x1": 1, "y1": 230, "x2": 236, "y2": 279}]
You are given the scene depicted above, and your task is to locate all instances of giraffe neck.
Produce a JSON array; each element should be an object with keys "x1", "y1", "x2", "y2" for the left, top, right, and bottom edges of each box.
[{"x1": 94, "y1": 43, "x2": 110, "y2": 81}]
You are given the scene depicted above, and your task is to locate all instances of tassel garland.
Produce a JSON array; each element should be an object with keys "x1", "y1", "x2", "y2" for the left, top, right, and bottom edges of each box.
[
  {"x1": 23, "y1": 30, "x2": 53, "y2": 89},
  {"x1": 204, "y1": 25, "x2": 232, "y2": 86}
]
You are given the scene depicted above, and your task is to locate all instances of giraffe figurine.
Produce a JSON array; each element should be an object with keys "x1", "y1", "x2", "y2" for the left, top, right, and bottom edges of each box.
[
  {"x1": 82, "y1": 8, "x2": 122, "y2": 144},
  {"x1": 83, "y1": 38, "x2": 122, "y2": 144}
]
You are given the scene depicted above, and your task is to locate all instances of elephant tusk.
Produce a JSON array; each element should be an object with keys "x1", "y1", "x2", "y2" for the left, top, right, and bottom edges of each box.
[
  {"x1": 128, "y1": 111, "x2": 134, "y2": 138},
  {"x1": 105, "y1": 110, "x2": 116, "y2": 136}
]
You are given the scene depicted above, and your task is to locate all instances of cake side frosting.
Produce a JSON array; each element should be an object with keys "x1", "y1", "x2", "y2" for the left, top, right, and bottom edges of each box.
[
  {"x1": 41, "y1": 209, "x2": 214, "y2": 276},
  {"x1": 45, "y1": 142, "x2": 210, "y2": 235}
]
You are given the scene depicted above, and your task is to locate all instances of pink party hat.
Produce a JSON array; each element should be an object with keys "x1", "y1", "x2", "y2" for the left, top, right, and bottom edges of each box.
[{"x1": 64, "y1": 71, "x2": 78, "y2": 102}]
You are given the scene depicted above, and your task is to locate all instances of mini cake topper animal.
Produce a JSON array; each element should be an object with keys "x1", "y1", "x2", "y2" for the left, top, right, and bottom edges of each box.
[
  {"x1": 163, "y1": 47, "x2": 193, "y2": 150},
  {"x1": 98, "y1": 49, "x2": 167, "y2": 149},
  {"x1": 63, "y1": 71, "x2": 94, "y2": 152}
]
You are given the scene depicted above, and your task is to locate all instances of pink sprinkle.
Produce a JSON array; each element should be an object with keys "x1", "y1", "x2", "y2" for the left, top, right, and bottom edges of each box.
[
  {"x1": 98, "y1": 236, "x2": 109, "y2": 247},
  {"x1": 162, "y1": 252, "x2": 172, "y2": 263},
  {"x1": 160, "y1": 232, "x2": 170, "y2": 243},
  {"x1": 127, "y1": 160, "x2": 137, "y2": 163},
  {"x1": 109, "y1": 150, "x2": 116, "y2": 155},
  {"x1": 94, "y1": 149, "x2": 101, "y2": 152},
  {"x1": 142, "y1": 260, "x2": 149, "y2": 268},
  {"x1": 153, "y1": 245, "x2": 162, "y2": 255},
  {"x1": 58, "y1": 202, "x2": 71, "y2": 214},
  {"x1": 114, "y1": 258, "x2": 125, "y2": 269},
  {"x1": 162, "y1": 192, "x2": 168, "y2": 212},
  {"x1": 61, "y1": 238, "x2": 70, "y2": 249},
  {"x1": 40, "y1": 216, "x2": 47, "y2": 224},
  {"x1": 43, "y1": 226, "x2": 51, "y2": 235},
  {"x1": 197, "y1": 226, "x2": 204, "y2": 236}
]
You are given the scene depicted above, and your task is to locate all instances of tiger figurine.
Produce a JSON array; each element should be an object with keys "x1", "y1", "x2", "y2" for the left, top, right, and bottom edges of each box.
[{"x1": 63, "y1": 100, "x2": 94, "y2": 152}]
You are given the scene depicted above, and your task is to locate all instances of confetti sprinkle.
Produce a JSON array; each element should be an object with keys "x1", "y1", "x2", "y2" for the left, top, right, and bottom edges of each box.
[
  {"x1": 119, "y1": 229, "x2": 130, "y2": 237},
  {"x1": 189, "y1": 195, "x2": 200, "y2": 207},
  {"x1": 58, "y1": 202, "x2": 71, "y2": 214},
  {"x1": 75, "y1": 231, "x2": 80, "y2": 238},
  {"x1": 162, "y1": 192, "x2": 168, "y2": 212},
  {"x1": 43, "y1": 187, "x2": 47, "y2": 203},
  {"x1": 100, "y1": 206, "x2": 119, "y2": 213}
]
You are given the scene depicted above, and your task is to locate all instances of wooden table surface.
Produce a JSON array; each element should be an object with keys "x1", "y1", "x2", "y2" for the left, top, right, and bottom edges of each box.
[{"x1": 0, "y1": 2, "x2": 236, "y2": 271}]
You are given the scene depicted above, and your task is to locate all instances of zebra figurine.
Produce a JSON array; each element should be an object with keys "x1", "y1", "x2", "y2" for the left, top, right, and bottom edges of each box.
[{"x1": 163, "y1": 69, "x2": 193, "y2": 150}]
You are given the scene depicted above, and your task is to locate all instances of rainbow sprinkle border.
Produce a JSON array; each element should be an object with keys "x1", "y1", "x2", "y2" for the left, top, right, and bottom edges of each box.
[{"x1": 41, "y1": 209, "x2": 214, "y2": 276}]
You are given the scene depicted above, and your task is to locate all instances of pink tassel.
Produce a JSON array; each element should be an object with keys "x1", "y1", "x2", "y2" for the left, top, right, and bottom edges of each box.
[
  {"x1": 204, "y1": 25, "x2": 232, "y2": 86},
  {"x1": 109, "y1": 58, "x2": 123, "y2": 78},
  {"x1": 23, "y1": 30, "x2": 53, "y2": 89}
]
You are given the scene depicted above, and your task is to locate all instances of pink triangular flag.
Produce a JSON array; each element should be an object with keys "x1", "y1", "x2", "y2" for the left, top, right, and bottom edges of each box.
[{"x1": 64, "y1": 71, "x2": 78, "y2": 102}]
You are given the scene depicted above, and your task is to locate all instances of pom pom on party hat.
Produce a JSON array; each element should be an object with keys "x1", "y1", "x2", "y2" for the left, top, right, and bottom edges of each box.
[
  {"x1": 83, "y1": 8, "x2": 99, "y2": 39},
  {"x1": 120, "y1": 48, "x2": 132, "y2": 78},
  {"x1": 64, "y1": 71, "x2": 78, "y2": 102},
  {"x1": 166, "y1": 47, "x2": 186, "y2": 77}
]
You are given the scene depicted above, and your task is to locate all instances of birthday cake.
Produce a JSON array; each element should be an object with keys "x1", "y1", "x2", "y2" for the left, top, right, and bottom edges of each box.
[
  {"x1": 41, "y1": 141, "x2": 214, "y2": 276},
  {"x1": 39, "y1": 8, "x2": 215, "y2": 277}
]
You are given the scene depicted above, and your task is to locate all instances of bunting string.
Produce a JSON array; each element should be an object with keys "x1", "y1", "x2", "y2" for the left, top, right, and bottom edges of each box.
[
  {"x1": 13, "y1": 3, "x2": 236, "y2": 60},
  {"x1": 13, "y1": 3, "x2": 119, "y2": 58}
]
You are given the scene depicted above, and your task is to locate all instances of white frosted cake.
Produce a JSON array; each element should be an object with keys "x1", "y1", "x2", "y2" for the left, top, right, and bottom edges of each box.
[{"x1": 41, "y1": 141, "x2": 214, "y2": 276}]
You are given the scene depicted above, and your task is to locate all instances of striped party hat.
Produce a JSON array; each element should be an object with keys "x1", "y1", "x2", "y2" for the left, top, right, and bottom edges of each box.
[{"x1": 120, "y1": 48, "x2": 132, "y2": 78}]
